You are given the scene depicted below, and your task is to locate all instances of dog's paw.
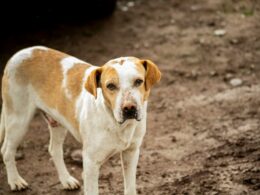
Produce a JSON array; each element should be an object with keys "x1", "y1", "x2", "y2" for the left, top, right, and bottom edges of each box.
[
  {"x1": 62, "y1": 176, "x2": 80, "y2": 190},
  {"x1": 9, "y1": 176, "x2": 28, "y2": 191}
]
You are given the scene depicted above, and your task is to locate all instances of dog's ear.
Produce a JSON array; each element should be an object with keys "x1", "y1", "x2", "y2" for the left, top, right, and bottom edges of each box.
[
  {"x1": 85, "y1": 68, "x2": 102, "y2": 99},
  {"x1": 140, "y1": 59, "x2": 161, "y2": 90}
]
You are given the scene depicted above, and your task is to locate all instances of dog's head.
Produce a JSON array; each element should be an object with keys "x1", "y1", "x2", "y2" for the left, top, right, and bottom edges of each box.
[{"x1": 85, "y1": 57, "x2": 161, "y2": 124}]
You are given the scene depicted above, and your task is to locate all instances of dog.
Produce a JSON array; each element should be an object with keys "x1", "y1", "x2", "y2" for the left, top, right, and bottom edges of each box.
[{"x1": 0, "y1": 46, "x2": 161, "y2": 194}]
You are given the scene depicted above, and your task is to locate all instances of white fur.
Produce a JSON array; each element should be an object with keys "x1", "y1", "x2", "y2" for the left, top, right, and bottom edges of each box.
[
  {"x1": 7, "y1": 46, "x2": 47, "y2": 70},
  {"x1": 1, "y1": 48, "x2": 148, "y2": 195},
  {"x1": 75, "y1": 66, "x2": 99, "y2": 123},
  {"x1": 61, "y1": 56, "x2": 85, "y2": 100},
  {"x1": 110, "y1": 59, "x2": 144, "y2": 123}
]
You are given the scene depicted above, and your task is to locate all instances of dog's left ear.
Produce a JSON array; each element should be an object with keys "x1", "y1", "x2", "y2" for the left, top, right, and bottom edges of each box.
[
  {"x1": 85, "y1": 68, "x2": 102, "y2": 99},
  {"x1": 140, "y1": 59, "x2": 161, "y2": 90}
]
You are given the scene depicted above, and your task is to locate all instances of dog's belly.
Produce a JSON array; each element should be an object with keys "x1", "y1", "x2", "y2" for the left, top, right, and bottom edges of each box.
[{"x1": 41, "y1": 111, "x2": 59, "y2": 127}]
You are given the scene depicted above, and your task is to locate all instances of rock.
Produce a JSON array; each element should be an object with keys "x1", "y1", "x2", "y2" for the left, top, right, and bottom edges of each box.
[
  {"x1": 15, "y1": 151, "x2": 24, "y2": 160},
  {"x1": 71, "y1": 149, "x2": 82, "y2": 164},
  {"x1": 230, "y1": 78, "x2": 243, "y2": 87},
  {"x1": 224, "y1": 73, "x2": 233, "y2": 81},
  {"x1": 190, "y1": 5, "x2": 201, "y2": 11},
  {"x1": 170, "y1": 19, "x2": 175, "y2": 24},
  {"x1": 214, "y1": 29, "x2": 226, "y2": 36},
  {"x1": 127, "y1": 1, "x2": 135, "y2": 7},
  {"x1": 121, "y1": 6, "x2": 128, "y2": 12},
  {"x1": 191, "y1": 70, "x2": 199, "y2": 80},
  {"x1": 199, "y1": 38, "x2": 204, "y2": 44},
  {"x1": 210, "y1": 71, "x2": 218, "y2": 77},
  {"x1": 230, "y1": 39, "x2": 239, "y2": 44},
  {"x1": 250, "y1": 64, "x2": 255, "y2": 70}
]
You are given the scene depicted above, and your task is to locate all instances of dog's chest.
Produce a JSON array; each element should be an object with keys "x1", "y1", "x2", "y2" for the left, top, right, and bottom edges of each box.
[{"x1": 103, "y1": 122, "x2": 138, "y2": 151}]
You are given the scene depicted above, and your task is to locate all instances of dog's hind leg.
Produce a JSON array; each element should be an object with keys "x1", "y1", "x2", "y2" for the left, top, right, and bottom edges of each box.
[
  {"x1": 1, "y1": 104, "x2": 35, "y2": 191},
  {"x1": 46, "y1": 122, "x2": 80, "y2": 190}
]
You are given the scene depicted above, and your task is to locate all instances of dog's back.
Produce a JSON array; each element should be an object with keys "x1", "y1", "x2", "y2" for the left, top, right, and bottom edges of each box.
[{"x1": 1, "y1": 46, "x2": 92, "y2": 135}]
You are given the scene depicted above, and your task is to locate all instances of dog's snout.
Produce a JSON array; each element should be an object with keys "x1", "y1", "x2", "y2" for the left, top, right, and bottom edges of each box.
[
  {"x1": 123, "y1": 104, "x2": 136, "y2": 112},
  {"x1": 122, "y1": 103, "x2": 137, "y2": 119}
]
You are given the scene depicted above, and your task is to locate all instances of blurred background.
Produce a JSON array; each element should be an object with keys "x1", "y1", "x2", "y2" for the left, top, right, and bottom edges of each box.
[{"x1": 0, "y1": 0, "x2": 260, "y2": 194}]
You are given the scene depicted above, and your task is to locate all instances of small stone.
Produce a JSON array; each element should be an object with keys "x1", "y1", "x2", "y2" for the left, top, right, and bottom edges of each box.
[
  {"x1": 230, "y1": 39, "x2": 239, "y2": 44},
  {"x1": 224, "y1": 73, "x2": 233, "y2": 81},
  {"x1": 210, "y1": 71, "x2": 217, "y2": 77},
  {"x1": 191, "y1": 70, "x2": 199, "y2": 79},
  {"x1": 15, "y1": 151, "x2": 24, "y2": 160},
  {"x1": 199, "y1": 38, "x2": 205, "y2": 44},
  {"x1": 230, "y1": 78, "x2": 243, "y2": 87},
  {"x1": 127, "y1": 1, "x2": 135, "y2": 7},
  {"x1": 190, "y1": 5, "x2": 201, "y2": 11},
  {"x1": 71, "y1": 149, "x2": 82, "y2": 164},
  {"x1": 170, "y1": 19, "x2": 175, "y2": 24},
  {"x1": 250, "y1": 64, "x2": 255, "y2": 70},
  {"x1": 214, "y1": 29, "x2": 226, "y2": 36},
  {"x1": 121, "y1": 6, "x2": 128, "y2": 12}
]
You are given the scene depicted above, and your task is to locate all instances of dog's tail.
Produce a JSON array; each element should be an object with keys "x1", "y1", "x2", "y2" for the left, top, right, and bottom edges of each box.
[{"x1": 0, "y1": 105, "x2": 5, "y2": 144}]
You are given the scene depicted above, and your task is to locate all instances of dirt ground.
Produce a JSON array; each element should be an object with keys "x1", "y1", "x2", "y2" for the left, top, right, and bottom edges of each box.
[{"x1": 0, "y1": 0, "x2": 260, "y2": 194}]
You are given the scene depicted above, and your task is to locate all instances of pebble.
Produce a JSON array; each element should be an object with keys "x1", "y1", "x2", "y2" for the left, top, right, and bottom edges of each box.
[
  {"x1": 210, "y1": 71, "x2": 217, "y2": 77},
  {"x1": 190, "y1": 5, "x2": 201, "y2": 11},
  {"x1": 199, "y1": 38, "x2": 206, "y2": 44},
  {"x1": 214, "y1": 29, "x2": 226, "y2": 36},
  {"x1": 250, "y1": 64, "x2": 255, "y2": 70},
  {"x1": 230, "y1": 78, "x2": 243, "y2": 87},
  {"x1": 230, "y1": 39, "x2": 239, "y2": 44},
  {"x1": 71, "y1": 149, "x2": 82, "y2": 164},
  {"x1": 121, "y1": 6, "x2": 128, "y2": 12},
  {"x1": 127, "y1": 1, "x2": 135, "y2": 7},
  {"x1": 224, "y1": 73, "x2": 233, "y2": 81}
]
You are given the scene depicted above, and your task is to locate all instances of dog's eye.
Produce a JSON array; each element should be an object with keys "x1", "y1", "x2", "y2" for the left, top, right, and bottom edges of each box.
[
  {"x1": 106, "y1": 83, "x2": 117, "y2": 91},
  {"x1": 134, "y1": 79, "x2": 143, "y2": 87}
]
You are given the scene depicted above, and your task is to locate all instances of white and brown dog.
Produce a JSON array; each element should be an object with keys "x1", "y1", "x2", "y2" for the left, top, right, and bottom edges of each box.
[{"x1": 0, "y1": 46, "x2": 161, "y2": 194}]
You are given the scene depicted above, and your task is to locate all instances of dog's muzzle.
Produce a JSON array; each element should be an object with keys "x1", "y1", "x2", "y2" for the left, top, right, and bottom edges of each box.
[{"x1": 119, "y1": 103, "x2": 140, "y2": 124}]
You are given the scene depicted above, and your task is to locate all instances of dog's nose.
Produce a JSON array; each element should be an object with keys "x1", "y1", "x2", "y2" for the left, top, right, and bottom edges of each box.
[{"x1": 123, "y1": 103, "x2": 137, "y2": 119}]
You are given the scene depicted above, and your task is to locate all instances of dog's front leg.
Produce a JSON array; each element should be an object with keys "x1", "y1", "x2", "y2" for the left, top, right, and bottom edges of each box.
[
  {"x1": 121, "y1": 145, "x2": 140, "y2": 195},
  {"x1": 82, "y1": 152, "x2": 100, "y2": 195}
]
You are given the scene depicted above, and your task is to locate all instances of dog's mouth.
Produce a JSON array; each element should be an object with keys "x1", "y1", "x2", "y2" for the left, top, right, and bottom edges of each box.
[
  {"x1": 118, "y1": 118, "x2": 141, "y2": 125},
  {"x1": 118, "y1": 114, "x2": 141, "y2": 125}
]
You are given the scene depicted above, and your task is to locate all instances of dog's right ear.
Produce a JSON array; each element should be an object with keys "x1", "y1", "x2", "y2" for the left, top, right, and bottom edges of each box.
[{"x1": 85, "y1": 68, "x2": 102, "y2": 99}]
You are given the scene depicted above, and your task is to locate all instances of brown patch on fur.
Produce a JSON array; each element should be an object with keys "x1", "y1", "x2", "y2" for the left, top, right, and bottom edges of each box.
[
  {"x1": 100, "y1": 66, "x2": 119, "y2": 110},
  {"x1": 140, "y1": 59, "x2": 161, "y2": 91},
  {"x1": 1, "y1": 74, "x2": 13, "y2": 113},
  {"x1": 134, "y1": 61, "x2": 148, "y2": 102},
  {"x1": 85, "y1": 68, "x2": 102, "y2": 98},
  {"x1": 67, "y1": 63, "x2": 91, "y2": 99},
  {"x1": 16, "y1": 48, "x2": 90, "y2": 131}
]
